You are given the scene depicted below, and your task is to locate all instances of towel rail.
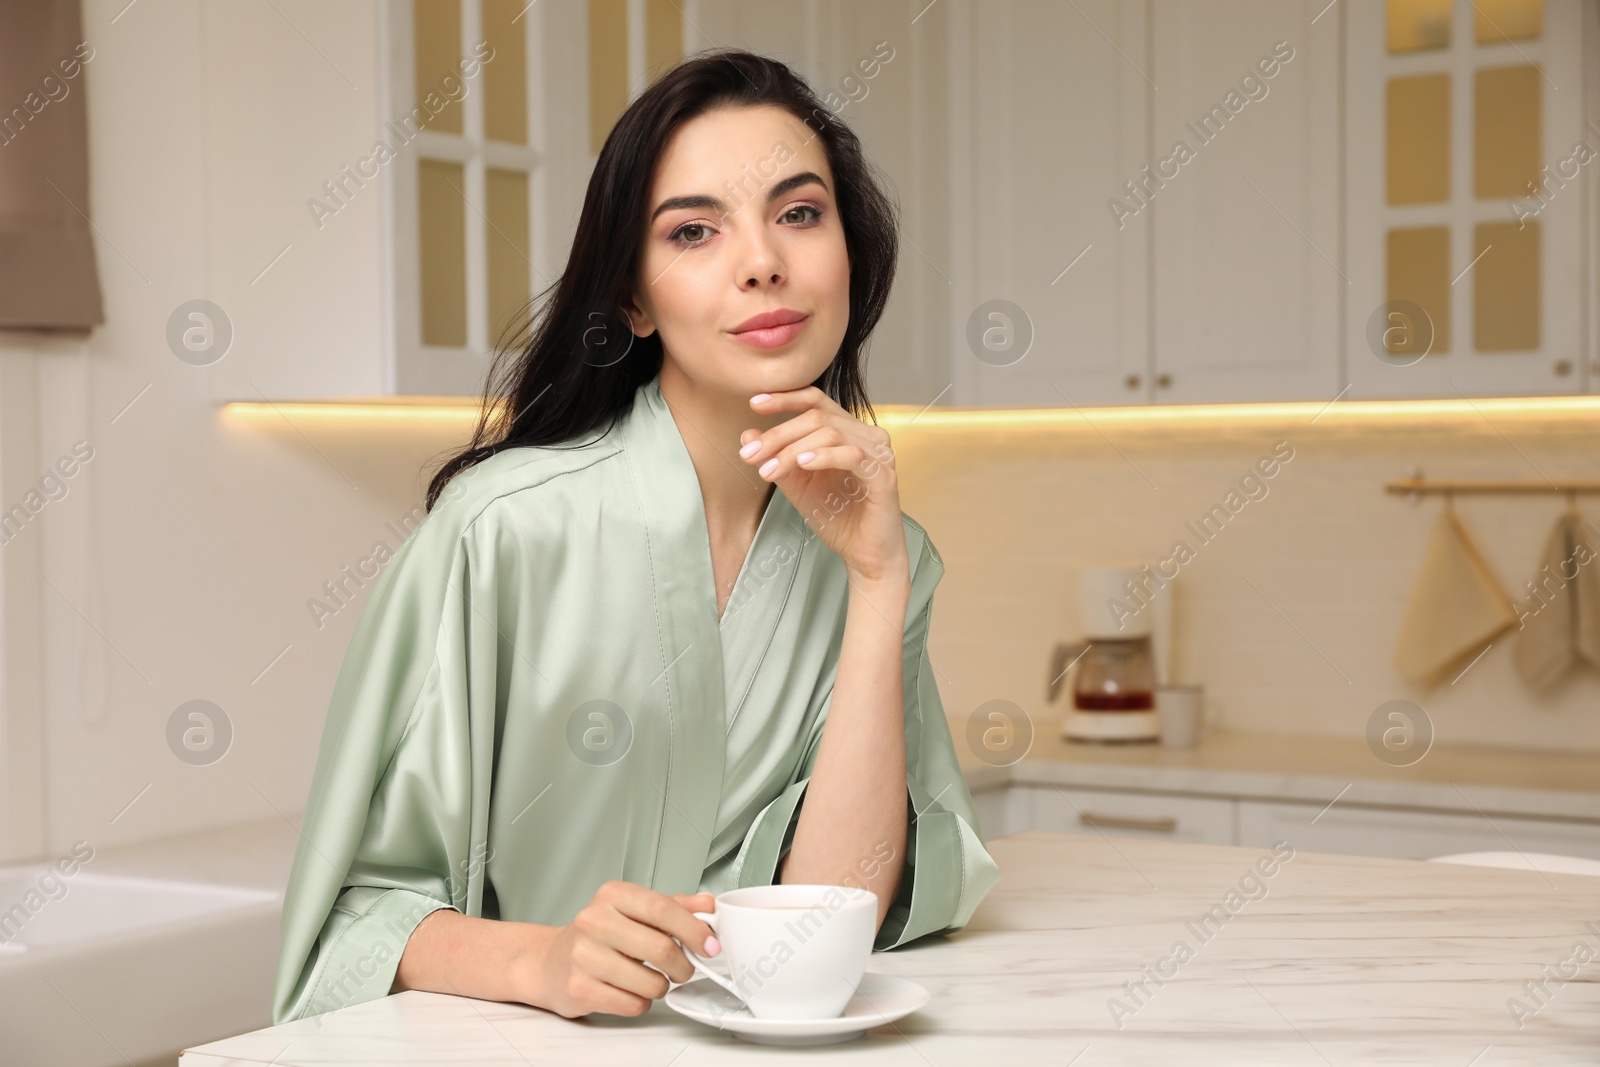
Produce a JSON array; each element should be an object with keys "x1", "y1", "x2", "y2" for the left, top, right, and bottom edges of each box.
[{"x1": 1386, "y1": 476, "x2": 1600, "y2": 495}]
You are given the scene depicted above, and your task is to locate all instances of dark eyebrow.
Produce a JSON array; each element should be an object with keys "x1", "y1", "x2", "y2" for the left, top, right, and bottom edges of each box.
[{"x1": 649, "y1": 171, "x2": 829, "y2": 223}]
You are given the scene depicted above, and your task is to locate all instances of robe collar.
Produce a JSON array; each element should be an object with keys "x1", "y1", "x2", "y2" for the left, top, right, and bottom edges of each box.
[{"x1": 620, "y1": 372, "x2": 811, "y2": 887}]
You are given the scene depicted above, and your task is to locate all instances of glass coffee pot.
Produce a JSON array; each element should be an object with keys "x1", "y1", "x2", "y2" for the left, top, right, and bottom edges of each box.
[{"x1": 1050, "y1": 566, "x2": 1163, "y2": 743}]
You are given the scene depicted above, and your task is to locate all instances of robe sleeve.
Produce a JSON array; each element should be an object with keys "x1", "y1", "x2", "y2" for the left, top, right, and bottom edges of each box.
[
  {"x1": 271, "y1": 507, "x2": 510, "y2": 1025},
  {"x1": 728, "y1": 522, "x2": 1002, "y2": 951}
]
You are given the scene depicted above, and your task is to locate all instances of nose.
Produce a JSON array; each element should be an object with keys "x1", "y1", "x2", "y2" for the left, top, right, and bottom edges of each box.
[{"x1": 734, "y1": 221, "x2": 786, "y2": 290}]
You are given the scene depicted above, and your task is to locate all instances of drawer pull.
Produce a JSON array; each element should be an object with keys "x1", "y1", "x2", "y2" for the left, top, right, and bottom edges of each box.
[{"x1": 1079, "y1": 811, "x2": 1177, "y2": 834}]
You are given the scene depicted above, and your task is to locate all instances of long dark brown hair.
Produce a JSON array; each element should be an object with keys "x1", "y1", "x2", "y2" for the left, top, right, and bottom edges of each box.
[{"x1": 424, "y1": 48, "x2": 900, "y2": 512}]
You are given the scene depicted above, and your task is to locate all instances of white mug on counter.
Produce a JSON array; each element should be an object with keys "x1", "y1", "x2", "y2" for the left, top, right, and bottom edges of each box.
[{"x1": 1155, "y1": 684, "x2": 1205, "y2": 748}]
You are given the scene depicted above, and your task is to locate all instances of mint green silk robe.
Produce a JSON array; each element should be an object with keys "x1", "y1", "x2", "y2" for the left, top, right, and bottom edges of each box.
[{"x1": 270, "y1": 373, "x2": 1001, "y2": 1024}]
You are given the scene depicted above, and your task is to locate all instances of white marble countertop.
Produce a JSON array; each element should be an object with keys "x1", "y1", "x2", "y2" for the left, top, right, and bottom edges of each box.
[
  {"x1": 181, "y1": 831, "x2": 1600, "y2": 1065},
  {"x1": 961, "y1": 728, "x2": 1600, "y2": 822}
]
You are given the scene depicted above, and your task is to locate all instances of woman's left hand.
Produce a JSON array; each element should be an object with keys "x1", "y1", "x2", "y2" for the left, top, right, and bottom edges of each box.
[{"x1": 740, "y1": 386, "x2": 908, "y2": 585}]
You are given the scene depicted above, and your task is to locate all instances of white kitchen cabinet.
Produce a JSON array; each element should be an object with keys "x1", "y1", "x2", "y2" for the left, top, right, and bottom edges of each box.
[
  {"x1": 969, "y1": 784, "x2": 1031, "y2": 841},
  {"x1": 971, "y1": 781, "x2": 1600, "y2": 861},
  {"x1": 945, "y1": 0, "x2": 1152, "y2": 409},
  {"x1": 1147, "y1": 0, "x2": 1343, "y2": 404},
  {"x1": 1343, "y1": 0, "x2": 1589, "y2": 399},
  {"x1": 1021, "y1": 785, "x2": 1238, "y2": 846},
  {"x1": 1236, "y1": 797, "x2": 1600, "y2": 862},
  {"x1": 939, "y1": 0, "x2": 1590, "y2": 407},
  {"x1": 939, "y1": 0, "x2": 1342, "y2": 407}
]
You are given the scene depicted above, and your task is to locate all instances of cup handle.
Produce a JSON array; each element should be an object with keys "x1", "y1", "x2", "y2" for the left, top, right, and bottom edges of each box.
[{"x1": 680, "y1": 911, "x2": 743, "y2": 1000}]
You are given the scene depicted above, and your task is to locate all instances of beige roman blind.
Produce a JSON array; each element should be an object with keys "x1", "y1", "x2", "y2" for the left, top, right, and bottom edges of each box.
[{"x1": 0, "y1": 0, "x2": 103, "y2": 334}]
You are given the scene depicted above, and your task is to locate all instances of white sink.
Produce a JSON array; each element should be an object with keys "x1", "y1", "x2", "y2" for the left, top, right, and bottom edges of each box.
[
  {"x1": 0, "y1": 868, "x2": 278, "y2": 950},
  {"x1": 0, "y1": 864, "x2": 283, "y2": 1067}
]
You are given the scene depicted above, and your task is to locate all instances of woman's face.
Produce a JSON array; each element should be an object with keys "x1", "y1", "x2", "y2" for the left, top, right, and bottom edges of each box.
[{"x1": 627, "y1": 104, "x2": 851, "y2": 400}]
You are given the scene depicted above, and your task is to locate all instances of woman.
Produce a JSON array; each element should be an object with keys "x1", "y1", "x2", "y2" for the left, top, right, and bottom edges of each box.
[{"x1": 271, "y1": 48, "x2": 999, "y2": 1025}]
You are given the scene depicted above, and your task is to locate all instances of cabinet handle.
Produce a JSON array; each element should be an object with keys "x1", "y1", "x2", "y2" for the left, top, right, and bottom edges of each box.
[
  {"x1": 1079, "y1": 811, "x2": 1177, "y2": 833},
  {"x1": 1124, "y1": 374, "x2": 1142, "y2": 390},
  {"x1": 1156, "y1": 373, "x2": 1172, "y2": 388},
  {"x1": 1554, "y1": 359, "x2": 1572, "y2": 377}
]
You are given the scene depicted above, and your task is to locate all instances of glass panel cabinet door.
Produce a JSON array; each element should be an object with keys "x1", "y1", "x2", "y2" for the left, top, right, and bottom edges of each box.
[
  {"x1": 1346, "y1": 0, "x2": 1585, "y2": 399},
  {"x1": 387, "y1": 0, "x2": 540, "y2": 395}
]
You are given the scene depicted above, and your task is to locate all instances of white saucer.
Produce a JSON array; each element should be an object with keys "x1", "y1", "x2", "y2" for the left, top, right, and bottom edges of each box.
[{"x1": 664, "y1": 971, "x2": 930, "y2": 1046}]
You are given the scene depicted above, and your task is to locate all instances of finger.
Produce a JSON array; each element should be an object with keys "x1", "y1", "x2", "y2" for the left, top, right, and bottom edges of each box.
[
  {"x1": 739, "y1": 407, "x2": 830, "y2": 471},
  {"x1": 570, "y1": 969, "x2": 653, "y2": 1017},
  {"x1": 777, "y1": 437, "x2": 898, "y2": 490},
  {"x1": 603, "y1": 882, "x2": 713, "y2": 947},
  {"x1": 787, "y1": 426, "x2": 894, "y2": 472},
  {"x1": 749, "y1": 385, "x2": 846, "y2": 419},
  {"x1": 791, "y1": 442, "x2": 881, "y2": 477},
  {"x1": 582, "y1": 934, "x2": 677, "y2": 1001},
  {"x1": 745, "y1": 418, "x2": 882, "y2": 480},
  {"x1": 608, "y1": 915, "x2": 704, "y2": 985},
  {"x1": 752, "y1": 421, "x2": 834, "y2": 481},
  {"x1": 609, "y1": 885, "x2": 719, "y2": 966},
  {"x1": 741, "y1": 400, "x2": 887, "y2": 463}
]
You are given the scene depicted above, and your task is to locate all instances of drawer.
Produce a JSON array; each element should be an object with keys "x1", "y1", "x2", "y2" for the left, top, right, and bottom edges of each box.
[
  {"x1": 1023, "y1": 785, "x2": 1236, "y2": 845},
  {"x1": 969, "y1": 785, "x2": 1031, "y2": 841},
  {"x1": 1237, "y1": 799, "x2": 1600, "y2": 862}
]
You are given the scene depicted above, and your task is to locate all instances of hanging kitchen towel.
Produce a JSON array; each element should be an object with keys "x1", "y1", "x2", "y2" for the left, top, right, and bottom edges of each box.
[
  {"x1": 1578, "y1": 513, "x2": 1600, "y2": 670},
  {"x1": 1393, "y1": 502, "x2": 1518, "y2": 687},
  {"x1": 1512, "y1": 509, "x2": 1583, "y2": 689}
]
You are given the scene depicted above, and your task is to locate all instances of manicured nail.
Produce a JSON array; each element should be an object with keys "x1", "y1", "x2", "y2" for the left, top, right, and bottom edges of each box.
[
  {"x1": 704, "y1": 935, "x2": 721, "y2": 957},
  {"x1": 739, "y1": 439, "x2": 761, "y2": 458},
  {"x1": 758, "y1": 457, "x2": 778, "y2": 478},
  {"x1": 750, "y1": 393, "x2": 771, "y2": 405},
  {"x1": 797, "y1": 451, "x2": 815, "y2": 464}
]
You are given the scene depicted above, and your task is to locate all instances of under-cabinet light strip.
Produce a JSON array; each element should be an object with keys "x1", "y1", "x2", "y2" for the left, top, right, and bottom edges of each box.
[{"x1": 221, "y1": 394, "x2": 1600, "y2": 428}]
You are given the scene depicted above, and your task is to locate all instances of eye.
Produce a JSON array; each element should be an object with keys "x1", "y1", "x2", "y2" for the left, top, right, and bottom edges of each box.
[
  {"x1": 668, "y1": 221, "x2": 716, "y2": 248},
  {"x1": 782, "y1": 204, "x2": 822, "y2": 225}
]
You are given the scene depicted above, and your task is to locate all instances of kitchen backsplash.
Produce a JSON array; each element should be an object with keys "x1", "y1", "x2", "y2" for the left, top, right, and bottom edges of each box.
[{"x1": 890, "y1": 404, "x2": 1600, "y2": 755}]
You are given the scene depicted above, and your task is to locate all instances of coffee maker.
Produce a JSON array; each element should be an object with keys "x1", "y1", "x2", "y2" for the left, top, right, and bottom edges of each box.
[{"x1": 1049, "y1": 564, "x2": 1171, "y2": 743}]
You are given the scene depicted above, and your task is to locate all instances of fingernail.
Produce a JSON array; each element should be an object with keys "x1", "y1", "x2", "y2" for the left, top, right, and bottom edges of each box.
[
  {"x1": 704, "y1": 935, "x2": 721, "y2": 957},
  {"x1": 739, "y1": 439, "x2": 761, "y2": 458},
  {"x1": 797, "y1": 451, "x2": 815, "y2": 464},
  {"x1": 758, "y1": 458, "x2": 778, "y2": 478},
  {"x1": 750, "y1": 393, "x2": 771, "y2": 404}
]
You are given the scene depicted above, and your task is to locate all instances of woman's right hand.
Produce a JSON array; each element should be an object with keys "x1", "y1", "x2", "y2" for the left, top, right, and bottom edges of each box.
[{"x1": 529, "y1": 881, "x2": 718, "y2": 1019}]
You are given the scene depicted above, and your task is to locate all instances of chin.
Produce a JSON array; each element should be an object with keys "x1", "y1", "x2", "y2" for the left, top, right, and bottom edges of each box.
[{"x1": 729, "y1": 349, "x2": 833, "y2": 391}]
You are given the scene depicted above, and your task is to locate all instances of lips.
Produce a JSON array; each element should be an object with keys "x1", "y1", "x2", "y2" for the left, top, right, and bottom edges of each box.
[
  {"x1": 731, "y1": 308, "x2": 808, "y2": 334},
  {"x1": 729, "y1": 308, "x2": 811, "y2": 350}
]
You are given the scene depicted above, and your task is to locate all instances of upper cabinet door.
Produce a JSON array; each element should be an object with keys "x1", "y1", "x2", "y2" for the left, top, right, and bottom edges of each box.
[
  {"x1": 1149, "y1": 0, "x2": 1344, "y2": 404},
  {"x1": 951, "y1": 0, "x2": 1152, "y2": 409},
  {"x1": 1345, "y1": 0, "x2": 1585, "y2": 398}
]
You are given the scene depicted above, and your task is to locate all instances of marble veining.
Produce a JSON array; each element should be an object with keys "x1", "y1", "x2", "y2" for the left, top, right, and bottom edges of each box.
[{"x1": 182, "y1": 832, "x2": 1600, "y2": 1065}]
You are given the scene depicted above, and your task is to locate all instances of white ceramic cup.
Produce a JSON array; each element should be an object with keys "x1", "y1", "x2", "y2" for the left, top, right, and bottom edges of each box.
[
  {"x1": 1156, "y1": 684, "x2": 1204, "y2": 748},
  {"x1": 677, "y1": 883, "x2": 878, "y2": 1020}
]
